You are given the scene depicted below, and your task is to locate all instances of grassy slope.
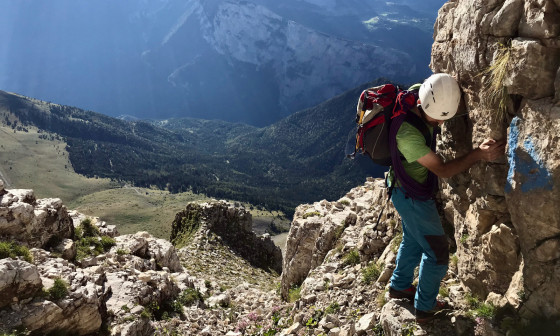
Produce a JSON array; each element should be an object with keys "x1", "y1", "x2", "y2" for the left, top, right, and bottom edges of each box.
[
  {"x1": 0, "y1": 125, "x2": 113, "y2": 201},
  {"x1": 72, "y1": 188, "x2": 289, "y2": 239},
  {"x1": 70, "y1": 187, "x2": 205, "y2": 238},
  {"x1": 0, "y1": 120, "x2": 287, "y2": 240}
]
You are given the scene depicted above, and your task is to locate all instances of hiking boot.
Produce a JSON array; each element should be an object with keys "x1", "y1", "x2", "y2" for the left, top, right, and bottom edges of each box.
[
  {"x1": 388, "y1": 285, "x2": 416, "y2": 301},
  {"x1": 415, "y1": 300, "x2": 450, "y2": 324}
]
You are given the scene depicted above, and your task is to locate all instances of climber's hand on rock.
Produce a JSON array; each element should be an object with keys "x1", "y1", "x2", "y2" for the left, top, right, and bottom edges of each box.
[{"x1": 478, "y1": 138, "x2": 506, "y2": 161}]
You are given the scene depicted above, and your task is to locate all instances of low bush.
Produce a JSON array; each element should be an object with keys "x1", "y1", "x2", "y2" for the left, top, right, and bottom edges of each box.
[
  {"x1": 177, "y1": 288, "x2": 204, "y2": 306},
  {"x1": 362, "y1": 261, "x2": 383, "y2": 285},
  {"x1": 302, "y1": 211, "x2": 321, "y2": 219},
  {"x1": 48, "y1": 278, "x2": 69, "y2": 301},
  {"x1": 288, "y1": 285, "x2": 301, "y2": 303},
  {"x1": 0, "y1": 241, "x2": 32, "y2": 263},
  {"x1": 343, "y1": 249, "x2": 360, "y2": 266}
]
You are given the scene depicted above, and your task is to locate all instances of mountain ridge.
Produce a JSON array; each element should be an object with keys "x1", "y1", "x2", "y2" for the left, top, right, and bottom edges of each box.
[{"x1": 0, "y1": 0, "x2": 444, "y2": 126}]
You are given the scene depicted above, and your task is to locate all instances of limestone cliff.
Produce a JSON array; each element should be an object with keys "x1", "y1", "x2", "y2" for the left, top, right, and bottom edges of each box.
[{"x1": 431, "y1": 0, "x2": 560, "y2": 319}]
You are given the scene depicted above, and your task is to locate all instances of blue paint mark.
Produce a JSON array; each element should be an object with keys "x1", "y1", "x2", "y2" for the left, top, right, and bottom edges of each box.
[
  {"x1": 519, "y1": 137, "x2": 553, "y2": 192},
  {"x1": 505, "y1": 117, "x2": 553, "y2": 193},
  {"x1": 505, "y1": 117, "x2": 520, "y2": 193}
]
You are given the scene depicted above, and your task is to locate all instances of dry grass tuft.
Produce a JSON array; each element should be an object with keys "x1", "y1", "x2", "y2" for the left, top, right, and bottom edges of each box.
[{"x1": 479, "y1": 43, "x2": 512, "y2": 123}]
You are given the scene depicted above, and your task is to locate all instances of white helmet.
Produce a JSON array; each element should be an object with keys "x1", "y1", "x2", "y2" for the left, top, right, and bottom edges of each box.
[{"x1": 418, "y1": 73, "x2": 461, "y2": 120}]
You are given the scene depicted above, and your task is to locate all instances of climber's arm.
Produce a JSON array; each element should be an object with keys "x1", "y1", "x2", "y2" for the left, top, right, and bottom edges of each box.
[{"x1": 417, "y1": 139, "x2": 505, "y2": 179}]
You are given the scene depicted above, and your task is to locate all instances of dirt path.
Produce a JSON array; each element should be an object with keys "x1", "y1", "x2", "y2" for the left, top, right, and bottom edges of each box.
[{"x1": 123, "y1": 184, "x2": 141, "y2": 195}]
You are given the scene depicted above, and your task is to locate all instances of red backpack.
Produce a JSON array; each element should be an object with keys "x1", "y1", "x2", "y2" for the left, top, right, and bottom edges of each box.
[{"x1": 348, "y1": 83, "x2": 430, "y2": 166}]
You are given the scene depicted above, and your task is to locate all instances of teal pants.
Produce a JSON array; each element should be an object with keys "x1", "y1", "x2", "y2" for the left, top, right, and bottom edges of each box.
[{"x1": 389, "y1": 188, "x2": 449, "y2": 312}]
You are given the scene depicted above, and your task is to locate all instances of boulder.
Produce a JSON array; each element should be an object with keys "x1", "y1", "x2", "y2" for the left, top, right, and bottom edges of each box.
[
  {"x1": 53, "y1": 238, "x2": 76, "y2": 261},
  {"x1": 206, "y1": 293, "x2": 230, "y2": 308},
  {"x1": 490, "y1": 0, "x2": 524, "y2": 36},
  {"x1": 379, "y1": 300, "x2": 415, "y2": 336},
  {"x1": 0, "y1": 259, "x2": 42, "y2": 308},
  {"x1": 505, "y1": 99, "x2": 560, "y2": 318},
  {"x1": 0, "y1": 190, "x2": 73, "y2": 248},
  {"x1": 355, "y1": 312, "x2": 376, "y2": 335},
  {"x1": 147, "y1": 238, "x2": 183, "y2": 272},
  {"x1": 518, "y1": 0, "x2": 560, "y2": 39},
  {"x1": 504, "y1": 38, "x2": 560, "y2": 99}
]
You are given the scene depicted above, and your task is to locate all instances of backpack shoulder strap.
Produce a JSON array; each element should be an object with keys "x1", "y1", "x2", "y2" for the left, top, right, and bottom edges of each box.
[{"x1": 403, "y1": 111, "x2": 432, "y2": 147}]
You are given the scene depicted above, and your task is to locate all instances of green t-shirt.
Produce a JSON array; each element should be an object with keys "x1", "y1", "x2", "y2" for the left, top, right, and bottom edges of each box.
[{"x1": 388, "y1": 121, "x2": 433, "y2": 185}]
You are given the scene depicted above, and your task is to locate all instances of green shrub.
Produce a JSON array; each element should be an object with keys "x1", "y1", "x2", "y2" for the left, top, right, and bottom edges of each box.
[
  {"x1": 116, "y1": 249, "x2": 128, "y2": 256},
  {"x1": 465, "y1": 292, "x2": 479, "y2": 309},
  {"x1": 362, "y1": 262, "x2": 383, "y2": 285},
  {"x1": 73, "y1": 226, "x2": 83, "y2": 240},
  {"x1": 401, "y1": 323, "x2": 416, "y2": 336},
  {"x1": 48, "y1": 278, "x2": 69, "y2": 301},
  {"x1": 100, "y1": 236, "x2": 116, "y2": 250},
  {"x1": 305, "y1": 309, "x2": 323, "y2": 329},
  {"x1": 288, "y1": 285, "x2": 301, "y2": 303},
  {"x1": 0, "y1": 241, "x2": 33, "y2": 263},
  {"x1": 476, "y1": 302, "x2": 496, "y2": 319},
  {"x1": 450, "y1": 254, "x2": 458, "y2": 267},
  {"x1": 80, "y1": 218, "x2": 99, "y2": 238},
  {"x1": 334, "y1": 224, "x2": 345, "y2": 240},
  {"x1": 339, "y1": 199, "x2": 350, "y2": 206},
  {"x1": 169, "y1": 300, "x2": 184, "y2": 315},
  {"x1": 303, "y1": 211, "x2": 321, "y2": 219},
  {"x1": 325, "y1": 302, "x2": 340, "y2": 315},
  {"x1": 171, "y1": 211, "x2": 202, "y2": 249},
  {"x1": 75, "y1": 234, "x2": 115, "y2": 261},
  {"x1": 465, "y1": 293, "x2": 496, "y2": 319},
  {"x1": 140, "y1": 309, "x2": 151, "y2": 319},
  {"x1": 372, "y1": 323, "x2": 385, "y2": 336},
  {"x1": 177, "y1": 288, "x2": 204, "y2": 306},
  {"x1": 343, "y1": 249, "x2": 360, "y2": 266}
]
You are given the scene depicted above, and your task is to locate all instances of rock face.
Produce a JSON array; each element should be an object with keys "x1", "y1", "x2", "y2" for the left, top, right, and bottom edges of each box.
[
  {"x1": 171, "y1": 201, "x2": 282, "y2": 274},
  {"x1": 280, "y1": 179, "x2": 397, "y2": 300},
  {"x1": 0, "y1": 190, "x2": 290, "y2": 335},
  {"x1": 0, "y1": 259, "x2": 42, "y2": 308},
  {"x1": 0, "y1": 189, "x2": 73, "y2": 249},
  {"x1": 432, "y1": 0, "x2": 560, "y2": 319}
]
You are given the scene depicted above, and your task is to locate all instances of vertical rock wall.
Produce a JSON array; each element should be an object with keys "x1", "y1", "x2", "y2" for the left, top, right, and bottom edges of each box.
[{"x1": 432, "y1": 0, "x2": 560, "y2": 318}]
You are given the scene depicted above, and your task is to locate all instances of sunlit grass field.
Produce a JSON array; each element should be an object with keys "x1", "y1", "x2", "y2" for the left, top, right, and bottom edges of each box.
[{"x1": 0, "y1": 124, "x2": 113, "y2": 201}]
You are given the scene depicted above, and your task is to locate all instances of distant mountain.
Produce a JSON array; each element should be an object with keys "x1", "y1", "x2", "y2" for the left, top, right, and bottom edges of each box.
[
  {"x1": 0, "y1": 80, "x2": 390, "y2": 214},
  {"x1": 0, "y1": 0, "x2": 444, "y2": 126}
]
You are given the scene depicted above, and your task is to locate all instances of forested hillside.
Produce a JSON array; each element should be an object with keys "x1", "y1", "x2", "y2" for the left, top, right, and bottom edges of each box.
[{"x1": 0, "y1": 81, "x2": 390, "y2": 214}]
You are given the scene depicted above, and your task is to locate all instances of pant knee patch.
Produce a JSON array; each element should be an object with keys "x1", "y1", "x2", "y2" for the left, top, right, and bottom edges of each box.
[{"x1": 424, "y1": 235, "x2": 449, "y2": 265}]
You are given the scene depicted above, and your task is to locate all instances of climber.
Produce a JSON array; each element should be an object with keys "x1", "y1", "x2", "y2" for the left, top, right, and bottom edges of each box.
[{"x1": 386, "y1": 73, "x2": 505, "y2": 323}]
